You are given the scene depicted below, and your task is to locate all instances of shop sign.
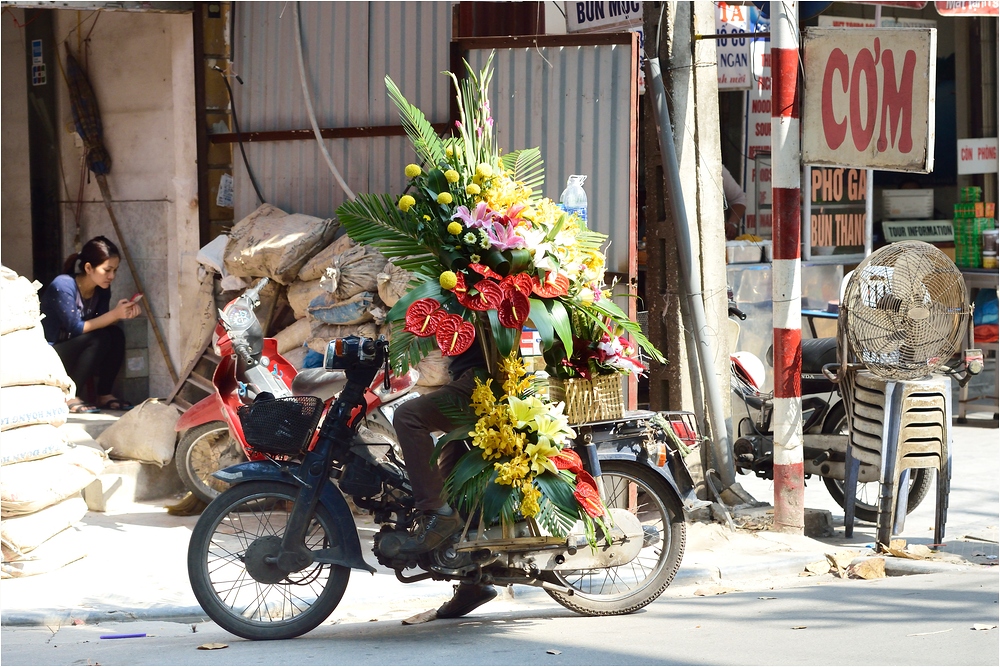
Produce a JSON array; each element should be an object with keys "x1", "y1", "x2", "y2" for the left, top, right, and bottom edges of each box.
[
  {"x1": 802, "y1": 28, "x2": 937, "y2": 173},
  {"x1": 818, "y1": 15, "x2": 937, "y2": 27},
  {"x1": 565, "y1": 1, "x2": 642, "y2": 32},
  {"x1": 957, "y1": 138, "x2": 999, "y2": 175},
  {"x1": 856, "y1": 1, "x2": 928, "y2": 7},
  {"x1": 934, "y1": 1, "x2": 999, "y2": 16},
  {"x1": 716, "y1": 2, "x2": 752, "y2": 90},
  {"x1": 741, "y1": 12, "x2": 771, "y2": 236},
  {"x1": 809, "y1": 168, "x2": 867, "y2": 251}
]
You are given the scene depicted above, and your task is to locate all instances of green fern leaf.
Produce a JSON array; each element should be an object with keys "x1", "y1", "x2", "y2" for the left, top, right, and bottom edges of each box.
[
  {"x1": 501, "y1": 148, "x2": 545, "y2": 201},
  {"x1": 385, "y1": 76, "x2": 446, "y2": 166}
]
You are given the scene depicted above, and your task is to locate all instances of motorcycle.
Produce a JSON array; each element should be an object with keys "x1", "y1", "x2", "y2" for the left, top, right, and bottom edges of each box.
[
  {"x1": 727, "y1": 302, "x2": 932, "y2": 522},
  {"x1": 186, "y1": 334, "x2": 696, "y2": 640},
  {"x1": 173, "y1": 278, "x2": 419, "y2": 504}
]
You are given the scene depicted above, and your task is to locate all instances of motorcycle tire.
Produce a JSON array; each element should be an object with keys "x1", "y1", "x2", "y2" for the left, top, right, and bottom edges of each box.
[
  {"x1": 820, "y1": 402, "x2": 932, "y2": 523},
  {"x1": 543, "y1": 460, "x2": 686, "y2": 616},
  {"x1": 187, "y1": 480, "x2": 350, "y2": 640},
  {"x1": 176, "y1": 421, "x2": 247, "y2": 505}
]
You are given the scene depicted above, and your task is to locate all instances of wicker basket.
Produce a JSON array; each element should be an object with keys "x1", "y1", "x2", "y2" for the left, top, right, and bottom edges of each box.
[{"x1": 548, "y1": 373, "x2": 624, "y2": 425}]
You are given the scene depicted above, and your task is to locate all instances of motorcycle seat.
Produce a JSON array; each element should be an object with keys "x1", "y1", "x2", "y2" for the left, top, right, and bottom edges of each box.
[
  {"x1": 291, "y1": 368, "x2": 347, "y2": 401},
  {"x1": 801, "y1": 337, "x2": 837, "y2": 374}
]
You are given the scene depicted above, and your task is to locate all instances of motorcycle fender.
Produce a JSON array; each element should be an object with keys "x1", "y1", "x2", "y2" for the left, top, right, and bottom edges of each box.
[
  {"x1": 596, "y1": 450, "x2": 706, "y2": 515},
  {"x1": 211, "y1": 461, "x2": 376, "y2": 574},
  {"x1": 175, "y1": 394, "x2": 225, "y2": 432}
]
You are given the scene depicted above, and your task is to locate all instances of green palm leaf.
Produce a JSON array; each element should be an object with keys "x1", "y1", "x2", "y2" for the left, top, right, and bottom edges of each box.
[
  {"x1": 385, "y1": 76, "x2": 446, "y2": 167},
  {"x1": 501, "y1": 148, "x2": 545, "y2": 201},
  {"x1": 336, "y1": 193, "x2": 442, "y2": 274}
]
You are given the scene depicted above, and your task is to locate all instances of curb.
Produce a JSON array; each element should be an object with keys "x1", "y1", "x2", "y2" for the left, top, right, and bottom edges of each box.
[{"x1": 1, "y1": 606, "x2": 210, "y2": 628}]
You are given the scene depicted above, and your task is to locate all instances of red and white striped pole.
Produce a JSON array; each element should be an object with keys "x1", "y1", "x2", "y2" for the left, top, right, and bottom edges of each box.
[{"x1": 770, "y1": 0, "x2": 804, "y2": 533}]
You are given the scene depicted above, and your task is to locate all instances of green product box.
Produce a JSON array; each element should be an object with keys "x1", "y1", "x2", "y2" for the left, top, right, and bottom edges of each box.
[
  {"x1": 960, "y1": 186, "x2": 983, "y2": 203},
  {"x1": 954, "y1": 203, "x2": 976, "y2": 218}
]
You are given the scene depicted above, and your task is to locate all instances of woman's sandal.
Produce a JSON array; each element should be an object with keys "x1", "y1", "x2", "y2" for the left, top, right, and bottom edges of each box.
[
  {"x1": 67, "y1": 398, "x2": 99, "y2": 414},
  {"x1": 98, "y1": 397, "x2": 134, "y2": 411}
]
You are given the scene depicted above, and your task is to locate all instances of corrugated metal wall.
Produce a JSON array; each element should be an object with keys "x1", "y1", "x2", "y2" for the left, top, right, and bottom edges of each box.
[
  {"x1": 461, "y1": 40, "x2": 637, "y2": 276},
  {"x1": 231, "y1": 1, "x2": 452, "y2": 220}
]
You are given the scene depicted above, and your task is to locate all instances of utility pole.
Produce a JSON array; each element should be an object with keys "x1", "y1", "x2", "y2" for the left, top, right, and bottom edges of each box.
[{"x1": 770, "y1": 0, "x2": 804, "y2": 533}]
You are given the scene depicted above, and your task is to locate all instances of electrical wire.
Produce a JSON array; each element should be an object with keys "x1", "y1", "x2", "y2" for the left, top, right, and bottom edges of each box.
[
  {"x1": 292, "y1": 1, "x2": 355, "y2": 202},
  {"x1": 215, "y1": 65, "x2": 266, "y2": 205}
]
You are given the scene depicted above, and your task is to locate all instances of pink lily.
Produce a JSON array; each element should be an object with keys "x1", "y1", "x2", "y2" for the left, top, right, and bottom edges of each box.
[
  {"x1": 487, "y1": 219, "x2": 526, "y2": 251},
  {"x1": 452, "y1": 201, "x2": 496, "y2": 230}
]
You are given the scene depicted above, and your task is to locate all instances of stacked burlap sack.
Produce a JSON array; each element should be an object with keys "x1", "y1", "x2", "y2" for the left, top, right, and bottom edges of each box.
[
  {"x1": 220, "y1": 204, "x2": 451, "y2": 389},
  {"x1": 0, "y1": 267, "x2": 107, "y2": 576}
]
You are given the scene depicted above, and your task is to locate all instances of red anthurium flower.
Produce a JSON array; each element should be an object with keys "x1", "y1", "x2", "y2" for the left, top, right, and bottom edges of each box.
[
  {"x1": 450, "y1": 272, "x2": 469, "y2": 299},
  {"x1": 551, "y1": 448, "x2": 584, "y2": 474},
  {"x1": 501, "y1": 273, "x2": 535, "y2": 299},
  {"x1": 404, "y1": 298, "x2": 443, "y2": 337},
  {"x1": 461, "y1": 279, "x2": 504, "y2": 312},
  {"x1": 573, "y1": 471, "x2": 605, "y2": 519},
  {"x1": 531, "y1": 272, "x2": 570, "y2": 298},
  {"x1": 497, "y1": 290, "x2": 530, "y2": 329},
  {"x1": 435, "y1": 313, "x2": 476, "y2": 356},
  {"x1": 468, "y1": 262, "x2": 502, "y2": 281}
]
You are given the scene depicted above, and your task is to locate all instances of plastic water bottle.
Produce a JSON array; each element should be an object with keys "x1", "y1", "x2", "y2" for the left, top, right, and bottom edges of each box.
[{"x1": 559, "y1": 175, "x2": 588, "y2": 224}]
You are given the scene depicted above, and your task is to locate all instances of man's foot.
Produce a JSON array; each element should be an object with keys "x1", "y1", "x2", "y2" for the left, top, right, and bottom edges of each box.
[
  {"x1": 66, "y1": 398, "x2": 99, "y2": 414},
  {"x1": 97, "y1": 396, "x2": 134, "y2": 411},
  {"x1": 397, "y1": 510, "x2": 463, "y2": 554},
  {"x1": 437, "y1": 584, "x2": 497, "y2": 619}
]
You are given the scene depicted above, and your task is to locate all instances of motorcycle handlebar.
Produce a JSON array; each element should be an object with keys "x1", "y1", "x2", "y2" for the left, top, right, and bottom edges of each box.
[{"x1": 728, "y1": 303, "x2": 747, "y2": 320}]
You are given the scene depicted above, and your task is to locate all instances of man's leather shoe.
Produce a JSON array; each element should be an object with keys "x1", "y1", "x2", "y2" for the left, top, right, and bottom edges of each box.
[
  {"x1": 398, "y1": 510, "x2": 463, "y2": 554},
  {"x1": 437, "y1": 583, "x2": 497, "y2": 618}
]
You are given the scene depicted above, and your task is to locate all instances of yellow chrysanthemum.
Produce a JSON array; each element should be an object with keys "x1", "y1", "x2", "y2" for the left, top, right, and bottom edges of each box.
[
  {"x1": 445, "y1": 169, "x2": 460, "y2": 183},
  {"x1": 437, "y1": 192, "x2": 453, "y2": 205},
  {"x1": 445, "y1": 145, "x2": 454, "y2": 158},
  {"x1": 439, "y1": 270, "x2": 458, "y2": 290},
  {"x1": 466, "y1": 183, "x2": 481, "y2": 196},
  {"x1": 447, "y1": 221, "x2": 463, "y2": 235},
  {"x1": 404, "y1": 164, "x2": 422, "y2": 179},
  {"x1": 398, "y1": 195, "x2": 416, "y2": 212},
  {"x1": 424, "y1": 215, "x2": 432, "y2": 221},
  {"x1": 476, "y1": 163, "x2": 493, "y2": 179}
]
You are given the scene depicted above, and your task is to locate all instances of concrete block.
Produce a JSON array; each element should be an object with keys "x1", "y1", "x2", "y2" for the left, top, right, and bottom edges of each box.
[
  {"x1": 729, "y1": 505, "x2": 836, "y2": 538},
  {"x1": 121, "y1": 376, "x2": 150, "y2": 406},
  {"x1": 84, "y1": 473, "x2": 136, "y2": 512},
  {"x1": 119, "y1": 315, "x2": 148, "y2": 348},
  {"x1": 125, "y1": 348, "x2": 149, "y2": 378}
]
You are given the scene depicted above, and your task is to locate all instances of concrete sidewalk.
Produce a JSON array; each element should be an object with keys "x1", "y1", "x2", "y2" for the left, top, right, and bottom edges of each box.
[{"x1": 1, "y1": 418, "x2": 995, "y2": 628}]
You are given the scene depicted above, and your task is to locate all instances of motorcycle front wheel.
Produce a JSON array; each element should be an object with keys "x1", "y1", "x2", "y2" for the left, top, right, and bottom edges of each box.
[
  {"x1": 187, "y1": 480, "x2": 350, "y2": 640},
  {"x1": 176, "y1": 421, "x2": 247, "y2": 504},
  {"x1": 820, "y1": 402, "x2": 932, "y2": 523},
  {"x1": 543, "y1": 460, "x2": 686, "y2": 616}
]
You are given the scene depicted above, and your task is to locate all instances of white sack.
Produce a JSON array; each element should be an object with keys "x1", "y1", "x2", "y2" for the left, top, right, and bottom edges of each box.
[
  {"x1": 306, "y1": 320, "x2": 378, "y2": 355},
  {"x1": 317, "y1": 244, "x2": 387, "y2": 300},
  {"x1": 96, "y1": 399, "x2": 180, "y2": 467},
  {"x1": 0, "y1": 496, "x2": 87, "y2": 560},
  {"x1": 298, "y1": 233, "x2": 356, "y2": 282},
  {"x1": 0, "y1": 385, "x2": 69, "y2": 431},
  {"x1": 196, "y1": 233, "x2": 229, "y2": 274},
  {"x1": 415, "y1": 350, "x2": 451, "y2": 387},
  {"x1": 224, "y1": 204, "x2": 339, "y2": 284},
  {"x1": 376, "y1": 262, "x2": 413, "y2": 308},
  {"x1": 308, "y1": 291, "x2": 375, "y2": 326},
  {"x1": 0, "y1": 267, "x2": 42, "y2": 336},
  {"x1": 287, "y1": 280, "x2": 325, "y2": 319},
  {"x1": 274, "y1": 317, "x2": 311, "y2": 354},
  {"x1": 0, "y1": 444, "x2": 106, "y2": 517},
  {"x1": 0, "y1": 424, "x2": 69, "y2": 466},
  {"x1": 0, "y1": 327, "x2": 74, "y2": 392}
]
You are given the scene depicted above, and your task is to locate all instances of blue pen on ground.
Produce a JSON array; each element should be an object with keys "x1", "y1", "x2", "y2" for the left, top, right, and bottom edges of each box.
[{"x1": 99, "y1": 633, "x2": 146, "y2": 639}]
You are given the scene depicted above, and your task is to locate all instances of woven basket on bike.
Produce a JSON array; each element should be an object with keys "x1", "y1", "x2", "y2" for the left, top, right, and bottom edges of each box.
[{"x1": 237, "y1": 395, "x2": 324, "y2": 457}]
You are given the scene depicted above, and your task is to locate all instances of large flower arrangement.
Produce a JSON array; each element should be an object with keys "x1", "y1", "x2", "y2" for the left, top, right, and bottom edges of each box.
[{"x1": 336, "y1": 53, "x2": 664, "y2": 535}]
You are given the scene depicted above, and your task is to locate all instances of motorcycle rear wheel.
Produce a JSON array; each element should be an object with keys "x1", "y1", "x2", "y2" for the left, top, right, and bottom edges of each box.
[
  {"x1": 821, "y1": 402, "x2": 932, "y2": 523},
  {"x1": 544, "y1": 461, "x2": 686, "y2": 616},
  {"x1": 176, "y1": 421, "x2": 247, "y2": 504},
  {"x1": 187, "y1": 480, "x2": 350, "y2": 640}
]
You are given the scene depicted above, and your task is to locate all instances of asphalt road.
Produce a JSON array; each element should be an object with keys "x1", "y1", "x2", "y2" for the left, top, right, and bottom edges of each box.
[{"x1": 2, "y1": 569, "x2": 996, "y2": 666}]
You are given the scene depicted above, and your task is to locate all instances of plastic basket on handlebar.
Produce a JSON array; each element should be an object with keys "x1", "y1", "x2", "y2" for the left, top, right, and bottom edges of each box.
[{"x1": 237, "y1": 396, "x2": 324, "y2": 457}]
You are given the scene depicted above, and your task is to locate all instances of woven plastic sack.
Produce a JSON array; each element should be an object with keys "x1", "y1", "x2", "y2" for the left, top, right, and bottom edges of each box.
[
  {"x1": 0, "y1": 424, "x2": 68, "y2": 466},
  {"x1": 0, "y1": 444, "x2": 106, "y2": 517},
  {"x1": 298, "y1": 233, "x2": 356, "y2": 282},
  {"x1": 0, "y1": 327, "x2": 75, "y2": 393},
  {"x1": 0, "y1": 385, "x2": 69, "y2": 431},
  {"x1": 376, "y1": 262, "x2": 413, "y2": 308},
  {"x1": 224, "y1": 204, "x2": 338, "y2": 284},
  {"x1": 415, "y1": 350, "x2": 451, "y2": 387},
  {"x1": 0, "y1": 266, "x2": 41, "y2": 336},
  {"x1": 317, "y1": 244, "x2": 387, "y2": 300},
  {"x1": 308, "y1": 291, "x2": 375, "y2": 326},
  {"x1": 96, "y1": 399, "x2": 180, "y2": 467},
  {"x1": 274, "y1": 317, "x2": 311, "y2": 354},
  {"x1": 287, "y1": 279, "x2": 325, "y2": 319},
  {"x1": 306, "y1": 320, "x2": 378, "y2": 355},
  {"x1": 1, "y1": 496, "x2": 87, "y2": 561}
]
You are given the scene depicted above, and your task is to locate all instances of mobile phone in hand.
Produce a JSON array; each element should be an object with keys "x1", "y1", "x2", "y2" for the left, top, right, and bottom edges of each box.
[{"x1": 129, "y1": 292, "x2": 144, "y2": 304}]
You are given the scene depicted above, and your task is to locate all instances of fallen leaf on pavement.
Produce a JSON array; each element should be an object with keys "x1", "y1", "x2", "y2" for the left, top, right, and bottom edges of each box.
[
  {"x1": 848, "y1": 558, "x2": 886, "y2": 580},
  {"x1": 694, "y1": 586, "x2": 736, "y2": 596},
  {"x1": 758, "y1": 596, "x2": 777, "y2": 600},
  {"x1": 907, "y1": 629, "x2": 953, "y2": 637},
  {"x1": 197, "y1": 643, "x2": 228, "y2": 650},
  {"x1": 791, "y1": 626, "x2": 807, "y2": 630},
  {"x1": 826, "y1": 550, "x2": 861, "y2": 577},
  {"x1": 547, "y1": 649, "x2": 562, "y2": 655},
  {"x1": 972, "y1": 624, "x2": 997, "y2": 631},
  {"x1": 402, "y1": 610, "x2": 438, "y2": 625},
  {"x1": 804, "y1": 560, "x2": 830, "y2": 575}
]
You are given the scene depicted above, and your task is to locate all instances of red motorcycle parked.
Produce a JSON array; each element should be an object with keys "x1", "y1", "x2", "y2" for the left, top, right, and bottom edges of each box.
[{"x1": 174, "y1": 278, "x2": 418, "y2": 503}]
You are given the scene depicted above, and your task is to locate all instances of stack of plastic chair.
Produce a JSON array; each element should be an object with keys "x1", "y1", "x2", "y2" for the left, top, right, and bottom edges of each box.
[{"x1": 842, "y1": 370, "x2": 951, "y2": 547}]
